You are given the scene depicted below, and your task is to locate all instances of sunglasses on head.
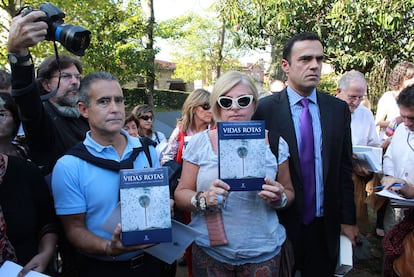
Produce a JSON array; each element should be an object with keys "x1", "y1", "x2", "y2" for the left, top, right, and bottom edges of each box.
[
  {"x1": 217, "y1": 95, "x2": 254, "y2": 110},
  {"x1": 199, "y1": 103, "x2": 211, "y2": 110},
  {"x1": 139, "y1": 115, "x2": 153, "y2": 121}
]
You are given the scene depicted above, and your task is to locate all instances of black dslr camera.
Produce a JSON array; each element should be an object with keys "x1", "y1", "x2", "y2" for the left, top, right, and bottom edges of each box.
[{"x1": 23, "y1": 2, "x2": 91, "y2": 56}]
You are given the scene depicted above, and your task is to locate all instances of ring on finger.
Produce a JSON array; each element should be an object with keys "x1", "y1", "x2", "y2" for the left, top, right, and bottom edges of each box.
[
  {"x1": 217, "y1": 194, "x2": 223, "y2": 205},
  {"x1": 271, "y1": 195, "x2": 280, "y2": 203}
]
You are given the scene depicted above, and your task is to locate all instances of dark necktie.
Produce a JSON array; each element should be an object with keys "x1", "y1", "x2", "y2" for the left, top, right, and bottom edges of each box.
[{"x1": 300, "y1": 98, "x2": 316, "y2": 225}]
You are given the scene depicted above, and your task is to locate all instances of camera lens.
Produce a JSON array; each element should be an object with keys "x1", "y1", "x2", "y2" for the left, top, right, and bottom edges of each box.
[
  {"x1": 36, "y1": 3, "x2": 91, "y2": 56},
  {"x1": 54, "y1": 24, "x2": 91, "y2": 56}
]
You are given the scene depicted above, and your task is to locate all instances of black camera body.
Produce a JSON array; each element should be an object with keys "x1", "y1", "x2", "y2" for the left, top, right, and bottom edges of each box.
[{"x1": 24, "y1": 2, "x2": 91, "y2": 56}]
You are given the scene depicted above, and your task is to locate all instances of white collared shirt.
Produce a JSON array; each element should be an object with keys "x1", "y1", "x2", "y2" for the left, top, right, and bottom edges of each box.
[
  {"x1": 383, "y1": 124, "x2": 414, "y2": 184},
  {"x1": 351, "y1": 105, "x2": 380, "y2": 147}
]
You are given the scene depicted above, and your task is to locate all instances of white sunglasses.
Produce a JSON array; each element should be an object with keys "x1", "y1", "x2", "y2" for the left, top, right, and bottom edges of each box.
[{"x1": 217, "y1": 95, "x2": 254, "y2": 110}]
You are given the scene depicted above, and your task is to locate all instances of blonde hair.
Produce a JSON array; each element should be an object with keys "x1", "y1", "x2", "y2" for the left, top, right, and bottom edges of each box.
[
  {"x1": 178, "y1": 88, "x2": 212, "y2": 133},
  {"x1": 211, "y1": 71, "x2": 258, "y2": 121}
]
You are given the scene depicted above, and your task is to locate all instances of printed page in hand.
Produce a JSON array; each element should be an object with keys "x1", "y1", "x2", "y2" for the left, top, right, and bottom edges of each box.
[
  {"x1": 0, "y1": 261, "x2": 51, "y2": 277},
  {"x1": 120, "y1": 167, "x2": 172, "y2": 245},
  {"x1": 217, "y1": 120, "x2": 266, "y2": 191},
  {"x1": 376, "y1": 189, "x2": 414, "y2": 207}
]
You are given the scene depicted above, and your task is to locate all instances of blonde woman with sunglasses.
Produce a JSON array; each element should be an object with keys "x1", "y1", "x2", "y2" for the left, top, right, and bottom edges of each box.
[
  {"x1": 161, "y1": 89, "x2": 214, "y2": 165},
  {"x1": 174, "y1": 71, "x2": 295, "y2": 276}
]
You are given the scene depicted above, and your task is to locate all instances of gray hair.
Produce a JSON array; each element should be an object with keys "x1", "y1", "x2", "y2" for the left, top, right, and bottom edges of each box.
[
  {"x1": 78, "y1": 72, "x2": 119, "y2": 106},
  {"x1": 338, "y1": 70, "x2": 367, "y2": 92}
]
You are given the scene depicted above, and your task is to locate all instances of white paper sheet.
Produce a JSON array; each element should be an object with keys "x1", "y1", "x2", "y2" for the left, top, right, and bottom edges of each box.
[
  {"x1": 144, "y1": 220, "x2": 200, "y2": 264},
  {"x1": 102, "y1": 204, "x2": 200, "y2": 264},
  {"x1": 334, "y1": 235, "x2": 353, "y2": 276},
  {"x1": 0, "y1": 261, "x2": 51, "y2": 277},
  {"x1": 376, "y1": 189, "x2": 414, "y2": 207}
]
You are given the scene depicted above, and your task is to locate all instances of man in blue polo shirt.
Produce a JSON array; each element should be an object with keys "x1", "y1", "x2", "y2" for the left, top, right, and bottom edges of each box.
[{"x1": 52, "y1": 72, "x2": 163, "y2": 276}]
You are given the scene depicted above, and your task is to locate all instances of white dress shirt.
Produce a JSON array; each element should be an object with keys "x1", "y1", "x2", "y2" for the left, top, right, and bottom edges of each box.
[
  {"x1": 351, "y1": 105, "x2": 380, "y2": 147},
  {"x1": 383, "y1": 124, "x2": 414, "y2": 184}
]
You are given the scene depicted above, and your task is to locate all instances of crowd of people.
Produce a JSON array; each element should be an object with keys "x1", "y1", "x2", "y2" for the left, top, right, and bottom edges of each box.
[{"x1": 0, "y1": 6, "x2": 413, "y2": 277}]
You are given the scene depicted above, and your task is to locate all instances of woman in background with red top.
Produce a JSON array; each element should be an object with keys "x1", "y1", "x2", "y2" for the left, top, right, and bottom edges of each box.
[
  {"x1": 161, "y1": 88, "x2": 214, "y2": 276},
  {"x1": 162, "y1": 88, "x2": 214, "y2": 165}
]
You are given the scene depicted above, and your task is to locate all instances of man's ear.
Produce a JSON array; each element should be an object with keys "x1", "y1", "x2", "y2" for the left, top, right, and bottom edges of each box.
[
  {"x1": 335, "y1": 88, "x2": 341, "y2": 96},
  {"x1": 41, "y1": 79, "x2": 52, "y2": 92},
  {"x1": 281, "y1": 59, "x2": 289, "y2": 74},
  {"x1": 78, "y1": 102, "x2": 88, "y2": 118}
]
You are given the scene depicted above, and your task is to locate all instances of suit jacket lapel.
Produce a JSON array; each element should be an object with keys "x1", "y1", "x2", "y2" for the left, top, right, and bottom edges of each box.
[
  {"x1": 316, "y1": 92, "x2": 331, "y2": 183},
  {"x1": 278, "y1": 91, "x2": 302, "y2": 181}
]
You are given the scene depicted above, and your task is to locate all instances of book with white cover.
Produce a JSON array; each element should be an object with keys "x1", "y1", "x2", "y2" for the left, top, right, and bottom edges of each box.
[
  {"x1": 217, "y1": 120, "x2": 266, "y2": 191},
  {"x1": 352, "y1": 145, "x2": 383, "y2": 173},
  {"x1": 119, "y1": 167, "x2": 172, "y2": 245}
]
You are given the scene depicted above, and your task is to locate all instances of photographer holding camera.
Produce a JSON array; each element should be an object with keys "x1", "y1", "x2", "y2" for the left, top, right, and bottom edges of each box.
[
  {"x1": 8, "y1": 6, "x2": 90, "y2": 277},
  {"x1": 8, "y1": 6, "x2": 90, "y2": 176}
]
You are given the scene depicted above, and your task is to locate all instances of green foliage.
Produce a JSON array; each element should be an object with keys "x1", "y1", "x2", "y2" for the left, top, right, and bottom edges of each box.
[
  {"x1": 318, "y1": 73, "x2": 338, "y2": 96},
  {"x1": 326, "y1": 0, "x2": 414, "y2": 72},
  {"x1": 81, "y1": 0, "x2": 151, "y2": 85},
  {"x1": 123, "y1": 88, "x2": 189, "y2": 112},
  {"x1": 2, "y1": 0, "x2": 413, "y2": 110},
  {"x1": 0, "y1": 0, "x2": 153, "y2": 86},
  {"x1": 159, "y1": 12, "x2": 246, "y2": 84},
  {"x1": 217, "y1": 0, "x2": 414, "y2": 108},
  {"x1": 218, "y1": 0, "x2": 332, "y2": 50}
]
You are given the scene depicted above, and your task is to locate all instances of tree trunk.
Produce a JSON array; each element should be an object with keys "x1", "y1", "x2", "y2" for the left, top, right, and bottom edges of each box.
[
  {"x1": 143, "y1": 0, "x2": 155, "y2": 107},
  {"x1": 216, "y1": 20, "x2": 226, "y2": 79}
]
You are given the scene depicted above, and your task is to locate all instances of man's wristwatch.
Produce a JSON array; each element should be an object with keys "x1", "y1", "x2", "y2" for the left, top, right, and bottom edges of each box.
[{"x1": 8, "y1": 52, "x2": 32, "y2": 65}]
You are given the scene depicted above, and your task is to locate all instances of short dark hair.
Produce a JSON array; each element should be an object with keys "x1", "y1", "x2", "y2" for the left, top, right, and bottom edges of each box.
[
  {"x1": 78, "y1": 72, "x2": 119, "y2": 107},
  {"x1": 37, "y1": 54, "x2": 82, "y2": 81},
  {"x1": 282, "y1": 32, "x2": 323, "y2": 63},
  {"x1": 0, "y1": 69, "x2": 11, "y2": 92},
  {"x1": 124, "y1": 113, "x2": 139, "y2": 127},
  {"x1": 0, "y1": 92, "x2": 20, "y2": 138},
  {"x1": 397, "y1": 85, "x2": 414, "y2": 108}
]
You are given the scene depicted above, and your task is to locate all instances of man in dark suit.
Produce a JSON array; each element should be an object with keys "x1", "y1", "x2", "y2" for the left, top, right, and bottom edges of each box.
[{"x1": 253, "y1": 32, "x2": 359, "y2": 276}]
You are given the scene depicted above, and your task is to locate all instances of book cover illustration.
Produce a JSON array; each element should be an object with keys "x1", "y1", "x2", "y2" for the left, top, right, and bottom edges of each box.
[
  {"x1": 217, "y1": 120, "x2": 266, "y2": 191},
  {"x1": 120, "y1": 167, "x2": 172, "y2": 246}
]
